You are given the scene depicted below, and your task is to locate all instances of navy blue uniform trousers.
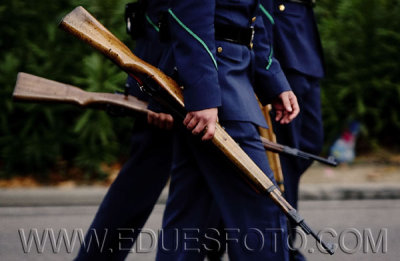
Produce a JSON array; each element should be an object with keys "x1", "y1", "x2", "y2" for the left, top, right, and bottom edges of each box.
[
  {"x1": 272, "y1": 71, "x2": 323, "y2": 261},
  {"x1": 269, "y1": 2, "x2": 325, "y2": 260},
  {"x1": 155, "y1": 39, "x2": 289, "y2": 260},
  {"x1": 75, "y1": 118, "x2": 173, "y2": 260},
  {"x1": 156, "y1": 121, "x2": 288, "y2": 260},
  {"x1": 75, "y1": 13, "x2": 174, "y2": 260},
  {"x1": 273, "y1": 71, "x2": 323, "y2": 210}
]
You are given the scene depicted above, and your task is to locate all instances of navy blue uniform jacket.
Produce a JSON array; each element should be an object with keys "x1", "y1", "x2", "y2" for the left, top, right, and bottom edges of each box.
[
  {"x1": 158, "y1": 0, "x2": 291, "y2": 127},
  {"x1": 271, "y1": 0, "x2": 324, "y2": 78}
]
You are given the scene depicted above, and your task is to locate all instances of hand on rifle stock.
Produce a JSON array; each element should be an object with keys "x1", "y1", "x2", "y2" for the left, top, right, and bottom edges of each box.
[{"x1": 183, "y1": 108, "x2": 218, "y2": 141}]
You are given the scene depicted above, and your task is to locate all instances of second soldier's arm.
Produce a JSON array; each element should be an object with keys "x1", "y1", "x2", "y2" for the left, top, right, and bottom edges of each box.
[
  {"x1": 253, "y1": 4, "x2": 299, "y2": 124},
  {"x1": 166, "y1": 0, "x2": 221, "y2": 139}
]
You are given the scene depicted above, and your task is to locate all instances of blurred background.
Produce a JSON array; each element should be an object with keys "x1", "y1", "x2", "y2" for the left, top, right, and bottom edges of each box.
[
  {"x1": 0, "y1": 0, "x2": 399, "y2": 183},
  {"x1": 0, "y1": 0, "x2": 135, "y2": 183},
  {"x1": 1, "y1": 1, "x2": 400, "y2": 261}
]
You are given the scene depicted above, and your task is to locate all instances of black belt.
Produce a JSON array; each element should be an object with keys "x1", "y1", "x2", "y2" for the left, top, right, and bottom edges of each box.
[
  {"x1": 282, "y1": 0, "x2": 316, "y2": 7},
  {"x1": 214, "y1": 23, "x2": 255, "y2": 49}
]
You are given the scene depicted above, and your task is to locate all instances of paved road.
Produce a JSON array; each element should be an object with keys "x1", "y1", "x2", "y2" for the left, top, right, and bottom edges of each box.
[{"x1": 1, "y1": 200, "x2": 399, "y2": 261}]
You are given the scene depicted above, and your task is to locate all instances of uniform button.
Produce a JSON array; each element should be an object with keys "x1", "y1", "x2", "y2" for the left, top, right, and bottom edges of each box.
[
  {"x1": 249, "y1": 42, "x2": 253, "y2": 49},
  {"x1": 251, "y1": 16, "x2": 256, "y2": 23},
  {"x1": 217, "y1": 47, "x2": 223, "y2": 53},
  {"x1": 279, "y1": 4, "x2": 285, "y2": 11}
]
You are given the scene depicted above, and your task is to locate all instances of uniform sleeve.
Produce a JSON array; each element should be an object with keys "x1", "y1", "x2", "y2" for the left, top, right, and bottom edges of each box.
[
  {"x1": 252, "y1": 4, "x2": 291, "y2": 105},
  {"x1": 167, "y1": 1, "x2": 221, "y2": 111}
]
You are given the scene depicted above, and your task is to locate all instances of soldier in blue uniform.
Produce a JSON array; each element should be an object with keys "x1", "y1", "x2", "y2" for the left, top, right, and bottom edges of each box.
[
  {"x1": 75, "y1": 1, "x2": 235, "y2": 259},
  {"x1": 259, "y1": 0, "x2": 325, "y2": 260},
  {"x1": 75, "y1": 1, "x2": 174, "y2": 260},
  {"x1": 154, "y1": 0, "x2": 300, "y2": 260},
  {"x1": 76, "y1": 0, "x2": 301, "y2": 259}
]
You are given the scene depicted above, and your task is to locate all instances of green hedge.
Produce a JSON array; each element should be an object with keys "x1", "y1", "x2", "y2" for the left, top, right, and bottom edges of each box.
[
  {"x1": 0, "y1": 0, "x2": 135, "y2": 178},
  {"x1": 316, "y1": 0, "x2": 400, "y2": 152},
  {"x1": 1, "y1": 0, "x2": 399, "y2": 179}
]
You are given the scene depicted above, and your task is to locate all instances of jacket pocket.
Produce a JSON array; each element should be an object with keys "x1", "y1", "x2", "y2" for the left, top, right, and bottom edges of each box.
[
  {"x1": 215, "y1": 40, "x2": 244, "y2": 63},
  {"x1": 274, "y1": 1, "x2": 303, "y2": 18}
]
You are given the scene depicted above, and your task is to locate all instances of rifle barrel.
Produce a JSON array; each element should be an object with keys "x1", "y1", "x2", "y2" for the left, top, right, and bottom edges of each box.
[{"x1": 261, "y1": 137, "x2": 338, "y2": 167}]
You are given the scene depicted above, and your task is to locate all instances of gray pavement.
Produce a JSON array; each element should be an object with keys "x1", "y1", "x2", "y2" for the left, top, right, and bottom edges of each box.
[
  {"x1": 0, "y1": 200, "x2": 399, "y2": 261},
  {"x1": 1, "y1": 163, "x2": 400, "y2": 260}
]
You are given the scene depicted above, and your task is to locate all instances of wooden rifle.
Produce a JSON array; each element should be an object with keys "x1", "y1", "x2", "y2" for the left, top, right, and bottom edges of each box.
[
  {"x1": 56, "y1": 6, "x2": 334, "y2": 254},
  {"x1": 259, "y1": 105, "x2": 285, "y2": 192},
  {"x1": 13, "y1": 72, "x2": 337, "y2": 169}
]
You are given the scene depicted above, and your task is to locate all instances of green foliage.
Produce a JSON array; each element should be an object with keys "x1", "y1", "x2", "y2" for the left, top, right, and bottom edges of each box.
[
  {"x1": 1, "y1": 0, "x2": 400, "y2": 179},
  {"x1": 316, "y1": 0, "x2": 400, "y2": 152},
  {"x1": 0, "y1": 0, "x2": 134, "y2": 178}
]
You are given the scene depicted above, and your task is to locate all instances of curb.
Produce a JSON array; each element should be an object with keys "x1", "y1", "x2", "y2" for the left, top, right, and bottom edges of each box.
[
  {"x1": 300, "y1": 183, "x2": 400, "y2": 200},
  {"x1": 0, "y1": 187, "x2": 169, "y2": 207},
  {"x1": 1, "y1": 184, "x2": 400, "y2": 207},
  {"x1": 0, "y1": 187, "x2": 108, "y2": 207}
]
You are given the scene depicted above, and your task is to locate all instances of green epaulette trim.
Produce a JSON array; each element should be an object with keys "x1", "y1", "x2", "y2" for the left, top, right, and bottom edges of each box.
[
  {"x1": 168, "y1": 9, "x2": 218, "y2": 70},
  {"x1": 145, "y1": 13, "x2": 160, "y2": 32},
  {"x1": 259, "y1": 4, "x2": 275, "y2": 25},
  {"x1": 266, "y1": 48, "x2": 274, "y2": 70}
]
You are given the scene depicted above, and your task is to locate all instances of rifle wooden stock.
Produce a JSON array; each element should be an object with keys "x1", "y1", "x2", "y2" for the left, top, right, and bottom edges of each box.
[
  {"x1": 59, "y1": 6, "x2": 334, "y2": 254},
  {"x1": 59, "y1": 6, "x2": 184, "y2": 108},
  {"x1": 13, "y1": 72, "x2": 149, "y2": 114},
  {"x1": 259, "y1": 105, "x2": 285, "y2": 192}
]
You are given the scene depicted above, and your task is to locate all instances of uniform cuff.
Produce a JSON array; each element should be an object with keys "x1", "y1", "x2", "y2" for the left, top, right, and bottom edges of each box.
[
  {"x1": 183, "y1": 73, "x2": 221, "y2": 111},
  {"x1": 255, "y1": 70, "x2": 292, "y2": 105}
]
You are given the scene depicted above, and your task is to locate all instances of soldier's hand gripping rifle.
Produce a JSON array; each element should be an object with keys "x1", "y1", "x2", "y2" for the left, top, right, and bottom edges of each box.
[
  {"x1": 13, "y1": 72, "x2": 338, "y2": 168},
  {"x1": 58, "y1": 6, "x2": 334, "y2": 254}
]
